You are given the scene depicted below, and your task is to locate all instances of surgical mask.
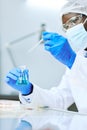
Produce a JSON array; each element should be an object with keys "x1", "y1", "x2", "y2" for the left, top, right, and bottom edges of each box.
[{"x1": 66, "y1": 22, "x2": 87, "y2": 52}]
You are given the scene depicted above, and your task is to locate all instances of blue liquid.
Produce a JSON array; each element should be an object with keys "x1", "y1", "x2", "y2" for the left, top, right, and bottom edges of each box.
[{"x1": 16, "y1": 70, "x2": 29, "y2": 85}]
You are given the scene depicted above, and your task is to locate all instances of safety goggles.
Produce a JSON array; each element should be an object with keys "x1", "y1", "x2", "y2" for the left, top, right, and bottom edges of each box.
[{"x1": 62, "y1": 14, "x2": 83, "y2": 31}]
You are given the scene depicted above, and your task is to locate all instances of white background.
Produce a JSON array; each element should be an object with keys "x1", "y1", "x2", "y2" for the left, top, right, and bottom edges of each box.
[{"x1": 0, "y1": 0, "x2": 66, "y2": 95}]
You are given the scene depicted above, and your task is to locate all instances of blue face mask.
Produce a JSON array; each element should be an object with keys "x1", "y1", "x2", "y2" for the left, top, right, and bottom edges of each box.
[{"x1": 66, "y1": 22, "x2": 87, "y2": 52}]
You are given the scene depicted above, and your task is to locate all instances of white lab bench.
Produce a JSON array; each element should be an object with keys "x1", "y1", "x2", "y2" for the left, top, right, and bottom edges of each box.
[{"x1": 0, "y1": 100, "x2": 87, "y2": 130}]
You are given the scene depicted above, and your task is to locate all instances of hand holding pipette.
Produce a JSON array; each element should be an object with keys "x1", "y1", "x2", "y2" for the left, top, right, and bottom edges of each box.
[{"x1": 43, "y1": 32, "x2": 76, "y2": 69}]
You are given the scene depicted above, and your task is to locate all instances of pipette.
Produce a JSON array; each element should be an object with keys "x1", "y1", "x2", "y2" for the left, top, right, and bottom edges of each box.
[{"x1": 27, "y1": 39, "x2": 43, "y2": 54}]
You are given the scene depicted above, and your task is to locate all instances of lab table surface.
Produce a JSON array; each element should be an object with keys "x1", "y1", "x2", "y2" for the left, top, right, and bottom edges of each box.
[{"x1": 0, "y1": 100, "x2": 87, "y2": 130}]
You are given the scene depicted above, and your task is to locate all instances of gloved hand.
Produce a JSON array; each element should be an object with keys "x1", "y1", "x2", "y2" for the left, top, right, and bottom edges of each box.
[
  {"x1": 16, "y1": 120, "x2": 32, "y2": 130},
  {"x1": 43, "y1": 32, "x2": 76, "y2": 69},
  {"x1": 5, "y1": 68, "x2": 33, "y2": 95}
]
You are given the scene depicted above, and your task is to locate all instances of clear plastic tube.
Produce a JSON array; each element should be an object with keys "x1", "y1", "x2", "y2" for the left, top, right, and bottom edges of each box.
[{"x1": 27, "y1": 39, "x2": 43, "y2": 54}]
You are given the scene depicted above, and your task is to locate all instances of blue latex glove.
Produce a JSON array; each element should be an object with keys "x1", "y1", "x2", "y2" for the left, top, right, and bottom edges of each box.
[
  {"x1": 5, "y1": 68, "x2": 33, "y2": 95},
  {"x1": 16, "y1": 120, "x2": 32, "y2": 130},
  {"x1": 43, "y1": 32, "x2": 76, "y2": 69}
]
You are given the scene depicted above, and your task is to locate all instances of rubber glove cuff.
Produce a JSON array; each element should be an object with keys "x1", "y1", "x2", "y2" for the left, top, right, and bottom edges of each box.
[{"x1": 21, "y1": 83, "x2": 33, "y2": 96}]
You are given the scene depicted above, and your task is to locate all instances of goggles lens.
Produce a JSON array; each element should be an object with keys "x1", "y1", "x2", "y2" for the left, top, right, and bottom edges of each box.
[{"x1": 62, "y1": 14, "x2": 83, "y2": 31}]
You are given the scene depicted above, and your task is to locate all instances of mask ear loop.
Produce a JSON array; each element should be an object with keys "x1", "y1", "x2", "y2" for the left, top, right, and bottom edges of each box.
[
  {"x1": 83, "y1": 17, "x2": 87, "y2": 25},
  {"x1": 83, "y1": 17, "x2": 87, "y2": 51}
]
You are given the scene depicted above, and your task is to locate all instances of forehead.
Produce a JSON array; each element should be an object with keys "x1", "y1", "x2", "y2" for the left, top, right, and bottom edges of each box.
[{"x1": 62, "y1": 13, "x2": 80, "y2": 23}]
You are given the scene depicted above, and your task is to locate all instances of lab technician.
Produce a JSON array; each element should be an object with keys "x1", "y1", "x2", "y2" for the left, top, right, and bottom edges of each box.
[{"x1": 5, "y1": 0, "x2": 87, "y2": 112}]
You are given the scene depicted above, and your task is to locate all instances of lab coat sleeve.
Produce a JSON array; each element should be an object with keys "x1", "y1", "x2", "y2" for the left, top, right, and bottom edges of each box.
[
  {"x1": 67, "y1": 51, "x2": 87, "y2": 112},
  {"x1": 19, "y1": 69, "x2": 74, "y2": 109}
]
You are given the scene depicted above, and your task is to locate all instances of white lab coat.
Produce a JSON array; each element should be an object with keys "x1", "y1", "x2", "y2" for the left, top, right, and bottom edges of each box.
[{"x1": 19, "y1": 50, "x2": 87, "y2": 112}]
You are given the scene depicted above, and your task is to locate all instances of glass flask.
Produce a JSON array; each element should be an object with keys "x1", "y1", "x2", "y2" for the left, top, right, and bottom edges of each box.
[{"x1": 16, "y1": 65, "x2": 29, "y2": 85}]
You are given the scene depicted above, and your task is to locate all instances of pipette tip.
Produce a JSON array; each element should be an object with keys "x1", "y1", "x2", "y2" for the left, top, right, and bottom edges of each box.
[{"x1": 27, "y1": 39, "x2": 43, "y2": 54}]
